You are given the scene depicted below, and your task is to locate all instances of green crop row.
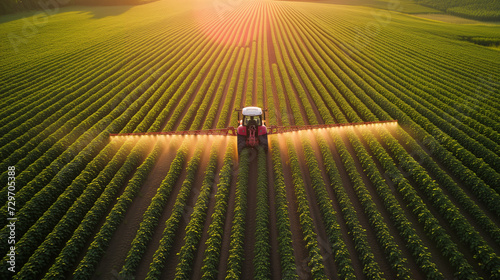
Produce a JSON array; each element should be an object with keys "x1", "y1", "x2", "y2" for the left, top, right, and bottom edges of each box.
[
  {"x1": 353, "y1": 58, "x2": 500, "y2": 174},
  {"x1": 225, "y1": 148, "x2": 250, "y2": 279},
  {"x1": 161, "y1": 44, "x2": 227, "y2": 132},
  {"x1": 8, "y1": 141, "x2": 130, "y2": 280},
  {"x1": 0, "y1": 36, "x2": 135, "y2": 123},
  {"x1": 357, "y1": 127, "x2": 480, "y2": 279},
  {"x1": 182, "y1": 46, "x2": 237, "y2": 131},
  {"x1": 133, "y1": 34, "x2": 217, "y2": 132},
  {"x1": 253, "y1": 146, "x2": 271, "y2": 279},
  {"x1": 379, "y1": 128, "x2": 500, "y2": 279},
  {"x1": 276, "y1": 6, "x2": 351, "y2": 124},
  {"x1": 349, "y1": 129, "x2": 445, "y2": 280},
  {"x1": 228, "y1": 48, "x2": 250, "y2": 126},
  {"x1": 271, "y1": 64, "x2": 302, "y2": 125},
  {"x1": 1, "y1": 19, "x2": 176, "y2": 97},
  {"x1": 188, "y1": 17, "x2": 251, "y2": 129},
  {"x1": 278, "y1": 6, "x2": 500, "y2": 278},
  {"x1": 265, "y1": 54, "x2": 299, "y2": 277},
  {"x1": 268, "y1": 137, "x2": 298, "y2": 279},
  {"x1": 341, "y1": 29, "x2": 500, "y2": 134},
  {"x1": 71, "y1": 140, "x2": 159, "y2": 280},
  {"x1": 0, "y1": 54, "x2": 158, "y2": 193},
  {"x1": 300, "y1": 134, "x2": 357, "y2": 279},
  {"x1": 284, "y1": 136, "x2": 327, "y2": 279},
  {"x1": 296, "y1": 6, "x2": 495, "y2": 151},
  {"x1": 296, "y1": 11, "x2": 500, "y2": 217},
  {"x1": 0, "y1": 20, "x2": 179, "y2": 147},
  {"x1": 174, "y1": 142, "x2": 220, "y2": 279},
  {"x1": 275, "y1": 7, "x2": 365, "y2": 125},
  {"x1": 305, "y1": 10, "x2": 500, "y2": 188},
  {"x1": 271, "y1": 8, "x2": 320, "y2": 125},
  {"x1": 160, "y1": 5, "x2": 253, "y2": 131},
  {"x1": 203, "y1": 47, "x2": 240, "y2": 130},
  {"x1": 118, "y1": 140, "x2": 188, "y2": 278},
  {"x1": 261, "y1": 14, "x2": 277, "y2": 124},
  {"x1": 150, "y1": 16, "x2": 239, "y2": 132},
  {"x1": 393, "y1": 127, "x2": 500, "y2": 245},
  {"x1": 298, "y1": 10, "x2": 500, "y2": 276},
  {"x1": 201, "y1": 143, "x2": 235, "y2": 279},
  {"x1": 264, "y1": 29, "x2": 298, "y2": 278},
  {"x1": 41, "y1": 139, "x2": 150, "y2": 279},
  {"x1": 314, "y1": 9, "x2": 500, "y2": 94},
  {"x1": 120, "y1": 26, "x2": 204, "y2": 133},
  {"x1": 325, "y1": 131, "x2": 387, "y2": 280},
  {"x1": 145, "y1": 145, "x2": 203, "y2": 280},
  {"x1": 244, "y1": 41, "x2": 257, "y2": 107},
  {"x1": 0, "y1": 60, "x2": 164, "y2": 232},
  {"x1": 285, "y1": 11, "x2": 448, "y2": 276},
  {"x1": 295, "y1": 12, "x2": 500, "y2": 217},
  {"x1": 334, "y1": 19, "x2": 500, "y2": 118},
  {"x1": 0, "y1": 38, "x2": 175, "y2": 209},
  {"x1": 0, "y1": 53, "x2": 131, "y2": 153},
  {"x1": 216, "y1": 48, "x2": 245, "y2": 129}
]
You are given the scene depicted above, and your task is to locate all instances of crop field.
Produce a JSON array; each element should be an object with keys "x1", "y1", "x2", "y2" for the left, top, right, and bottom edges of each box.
[{"x1": 0, "y1": 0, "x2": 499, "y2": 279}]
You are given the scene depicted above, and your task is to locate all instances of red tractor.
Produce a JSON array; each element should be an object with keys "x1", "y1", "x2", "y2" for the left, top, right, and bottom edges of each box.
[{"x1": 236, "y1": 107, "x2": 268, "y2": 154}]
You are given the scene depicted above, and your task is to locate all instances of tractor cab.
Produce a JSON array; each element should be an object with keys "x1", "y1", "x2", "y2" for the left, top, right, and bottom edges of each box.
[
  {"x1": 236, "y1": 107, "x2": 269, "y2": 154},
  {"x1": 242, "y1": 115, "x2": 262, "y2": 126}
]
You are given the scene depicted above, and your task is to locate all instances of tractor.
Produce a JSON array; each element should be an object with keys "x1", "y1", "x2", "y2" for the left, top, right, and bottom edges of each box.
[{"x1": 235, "y1": 107, "x2": 268, "y2": 154}]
